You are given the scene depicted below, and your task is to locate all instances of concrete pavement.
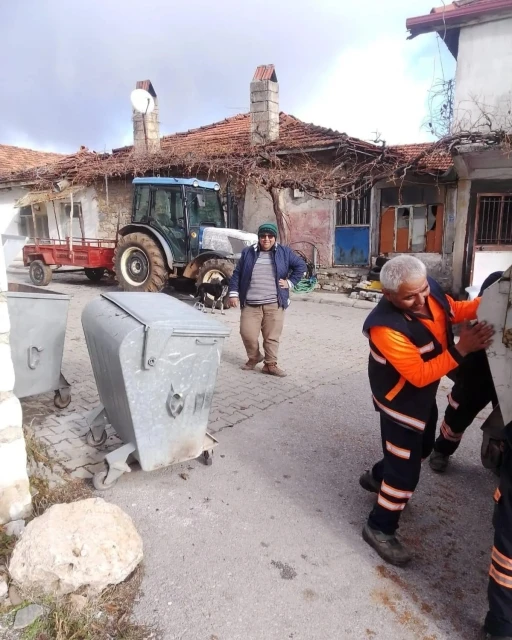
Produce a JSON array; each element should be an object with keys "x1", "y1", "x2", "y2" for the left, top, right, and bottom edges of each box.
[{"x1": 10, "y1": 269, "x2": 497, "y2": 639}]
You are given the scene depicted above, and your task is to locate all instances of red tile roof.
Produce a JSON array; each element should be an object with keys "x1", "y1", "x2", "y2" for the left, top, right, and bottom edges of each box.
[
  {"x1": 390, "y1": 143, "x2": 453, "y2": 172},
  {"x1": 407, "y1": 0, "x2": 512, "y2": 37},
  {"x1": 113, "y1": 112, "x2": 381, "y2": 157},
  {"x1": 0, "y1": 144, "x2": 64, "y2": 175}
]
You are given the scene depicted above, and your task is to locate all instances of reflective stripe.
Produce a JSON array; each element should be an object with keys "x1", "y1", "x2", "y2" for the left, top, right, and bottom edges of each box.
[
  {"x1": 441, "y1": 421, "x2": 463, "y2": 443},
  {"x1": 490, "y1": 565, "x2": 512, "y2": 589},
  {"x1": 377, "y1": 494, "x2": 406, "y2": 511},
  {"x1": 448, "y1": 393, "x2": 459, "y2": 410},
  {"x1": 385, "y1": 441, "x2": 411, "y2": 460},
  {"x1": 419, "y1": 342, "x2": 434, "y2": 354},
  {"x1": 373, "y1": 396, "x2": 426, "y2": 432},
  {"x1": 492, "y1": 547, "x2": 512, "y2": 572},
  {"x1": 381, "y1": 481, "x2": 413, "y2": 500},
  {"x1": 370, "y1": 349, "x2": 386, "y2": 365},
  {"x1": 494, "y1": 487, "x2": 502, "y2": 503},
  {"x1": 385, "y1": 377, "x2": 406, "y2": 402}
]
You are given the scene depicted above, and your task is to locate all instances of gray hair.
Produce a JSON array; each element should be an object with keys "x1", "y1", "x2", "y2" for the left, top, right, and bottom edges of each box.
[{"x1": 380, "y1": 256, "x2": 427, "y2": 292}]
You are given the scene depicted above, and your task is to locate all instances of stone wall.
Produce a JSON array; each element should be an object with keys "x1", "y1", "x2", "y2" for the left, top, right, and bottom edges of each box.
[
  {"x1": 94, "y1": 178, "x2": 133, "y2": 238},
  {"x1": 315, "y1": 267, "x2": 369, "y2": 293}
]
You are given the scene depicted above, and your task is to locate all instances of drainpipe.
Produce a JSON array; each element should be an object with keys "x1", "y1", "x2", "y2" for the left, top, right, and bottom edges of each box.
[{"x1": 0, "y1": 240, "x2": 32, "y2": 524}]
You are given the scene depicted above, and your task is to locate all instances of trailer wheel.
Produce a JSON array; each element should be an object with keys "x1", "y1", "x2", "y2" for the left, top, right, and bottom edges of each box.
[
  {"x1": 29, "y1": 260, "x2": 53, "y2": 287},
  {"x1": 84, "y1": 268, "x2": 106, "y2": 282},
  {"x1": 197, "y1": 259, "x2": 234, "y2": 308},
  {"x1": 114, "y1": 233, "x2": 168, "y2": 292}
]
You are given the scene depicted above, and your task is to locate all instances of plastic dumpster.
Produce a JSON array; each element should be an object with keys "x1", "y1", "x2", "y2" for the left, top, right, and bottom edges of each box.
[
  {"x1": 6, "y1": 283, "x2": 71, "y2": 408},
  {"x1": 478, "y1": 265, "x2": 512, "y2": 473},
  {"x1": 81, "y1": 292, "x2": 231, "y2": 489}
]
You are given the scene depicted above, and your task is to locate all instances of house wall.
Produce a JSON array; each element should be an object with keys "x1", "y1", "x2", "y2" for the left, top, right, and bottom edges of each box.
[
  {"x1": 454, "y1": 18, "x2": 512, "y2": 131},
  {"x1": 93, "y1": 178, "x2": 133, "y2": 238},
  {"x1": 452, "y1": 152, "x2": 512, "y2": 295},
  {"x1": 243, "y1": 183, "x2": 335, "y2": 267}
]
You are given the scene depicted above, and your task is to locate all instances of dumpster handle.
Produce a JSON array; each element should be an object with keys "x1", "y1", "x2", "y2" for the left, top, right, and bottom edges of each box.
[
  {"x1": 167, "y1": 392, "x2": 184, "y2": 418},
  {"x1": 28, "y1": 346, "x2": 44, "y2": 370},
  {"x1": 195, "y1": 338, "x2": 218, "y2": 346}
]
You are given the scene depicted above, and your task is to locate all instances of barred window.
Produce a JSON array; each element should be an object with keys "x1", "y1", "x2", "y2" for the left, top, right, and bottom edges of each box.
[
  {"x1": 336, "y1": 192, "x2": 371, "y2": 226},
  {"x1": 476, "y1": 195, "x2": 512, "y2": 246}
]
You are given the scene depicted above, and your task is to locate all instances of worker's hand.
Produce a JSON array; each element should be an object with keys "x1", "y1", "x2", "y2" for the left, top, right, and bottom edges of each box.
[
  {"x1": 279, "y1": 279, "x2": 289, "y2": 289},
  {"x1": 229, "y1": 297, "x2": 239, "y2": 308},
  {"x1": 456, "y1": 321, "x2": 495, "y2": 357}
]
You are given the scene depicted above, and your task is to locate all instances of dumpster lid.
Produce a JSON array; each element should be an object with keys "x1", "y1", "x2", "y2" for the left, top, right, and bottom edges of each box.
[{"x1": 101, "y1": 292, "x2": 231, "y2": 338}]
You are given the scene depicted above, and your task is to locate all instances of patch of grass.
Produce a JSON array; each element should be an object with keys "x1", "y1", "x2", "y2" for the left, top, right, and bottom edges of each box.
[
  {"x1": 18, "y1": 567, "x2": 153, "y2": 640},
  {"x1": 0, "y1": 529, "x2": 16, "y2": 566}
]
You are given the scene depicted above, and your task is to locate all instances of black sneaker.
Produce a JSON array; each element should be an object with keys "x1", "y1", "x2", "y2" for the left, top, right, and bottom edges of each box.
[
  {"x1": 359, "y1": 470, "x2": 381, "y2": 494},
  {"x1": 362, "y1": 523, "x2": 412, "y2": 566},
  {"x1": 429, "y1": 451, "x2": 450, "y2": 473}
]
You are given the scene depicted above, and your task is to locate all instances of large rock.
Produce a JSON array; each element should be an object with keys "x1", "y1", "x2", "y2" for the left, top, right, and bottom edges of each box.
[{"x1": 9, "y1": 498, "x2": 143, "y2": 595}]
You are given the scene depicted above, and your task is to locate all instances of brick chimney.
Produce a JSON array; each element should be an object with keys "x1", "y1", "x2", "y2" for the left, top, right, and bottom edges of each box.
[
  {"x1": 133, "y1": 80, "x2": 160, "y2": 154},
  {"x1": 250, "y1": 65, "x2": 279, "y2": 145}
]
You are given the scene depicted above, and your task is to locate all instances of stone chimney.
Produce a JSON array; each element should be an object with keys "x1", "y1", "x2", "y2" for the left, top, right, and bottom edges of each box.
[
  {"x1": 250, "y1": 65, "x2": 279, "y2": 145},
  {"x1": 133, "y1": 80, "x2": 160, "y2": 154}
]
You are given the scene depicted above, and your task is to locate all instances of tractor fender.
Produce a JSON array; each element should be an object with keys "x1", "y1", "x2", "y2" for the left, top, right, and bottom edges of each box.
[
  {"x1": 118, "y1": 224, "x2": 173, "y2": 269},
  {"x1": 183, "y1": 251, "x2": 235, "y2": 279}
]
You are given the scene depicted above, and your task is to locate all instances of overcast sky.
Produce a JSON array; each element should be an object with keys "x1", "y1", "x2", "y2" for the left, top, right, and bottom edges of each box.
[{"x1": 0, "y1": 0, "x2": 455, "y2": 154}]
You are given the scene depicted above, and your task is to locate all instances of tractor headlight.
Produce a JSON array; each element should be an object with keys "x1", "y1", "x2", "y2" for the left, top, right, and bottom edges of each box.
[
  {"x1": 193, "y1": 180, "x2": 199, "y2": 188},
  {"x1": 214, "y1": 184, "x2": 220, "y2": 192}
]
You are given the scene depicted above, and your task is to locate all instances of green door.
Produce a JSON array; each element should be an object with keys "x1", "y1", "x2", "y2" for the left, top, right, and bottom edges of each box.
[{"x1": 185, "y1": 187, "x2": 225, "y2": 260}]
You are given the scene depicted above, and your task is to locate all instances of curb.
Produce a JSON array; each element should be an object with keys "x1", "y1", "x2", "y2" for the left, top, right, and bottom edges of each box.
[{"x1": 291, "y1": 293, "x2": 376, "y2": 310}]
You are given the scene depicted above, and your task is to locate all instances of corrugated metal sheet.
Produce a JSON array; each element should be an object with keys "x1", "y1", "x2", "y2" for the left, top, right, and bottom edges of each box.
[{"x1": 15, "y1": 185, "x2": 84, "y2": 208}]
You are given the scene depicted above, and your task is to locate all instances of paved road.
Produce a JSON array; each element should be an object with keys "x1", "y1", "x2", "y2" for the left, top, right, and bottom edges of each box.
[{"x1": 12, "y1": 270, "x2": 496, "y2": 639}]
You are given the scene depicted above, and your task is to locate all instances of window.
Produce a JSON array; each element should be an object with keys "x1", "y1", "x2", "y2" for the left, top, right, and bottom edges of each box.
[
  {"x1": 336, "y1": 192, "x2": 371, "y2": 226},
  {"x1": 61, "y1": 203, "x2": 84, "y2": 239},
  {"x1": 186, "y1": 188, "x2": 224, "y2": 228},
  {"x1": 133, "y1": 185, "x2": 151, "y2": 222},
  {"x1": 19, "y1": 206, "x2": 49, "y2": 238},
  {"x1": 476, "y1": 195, "x2": 512, "y2": 246},
  {"x1": 151, "y1": 187, "x2": 184, "y2": 229},
  {"x1": 379, "y1": 205, "x2": 443, "y2": 254}
]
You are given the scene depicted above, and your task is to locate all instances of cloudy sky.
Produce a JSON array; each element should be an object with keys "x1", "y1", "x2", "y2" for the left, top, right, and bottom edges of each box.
[{"x1": 0, "y1": 0, "x2": 454, "y2": 154}]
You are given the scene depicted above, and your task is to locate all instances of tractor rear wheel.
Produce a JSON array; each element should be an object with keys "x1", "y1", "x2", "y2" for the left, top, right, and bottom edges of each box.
[
  {"x1": 114, "y1": 233, "x2": 168, "y2": 292},
  {"x1": 196, "y1": 259, "x2": 234, "y2": 308}
]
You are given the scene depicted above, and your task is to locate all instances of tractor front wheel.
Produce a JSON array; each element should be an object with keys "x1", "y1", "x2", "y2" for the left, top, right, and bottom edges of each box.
[{"x1": 114, "y1": 233, "x2": 168, "y2": 292}]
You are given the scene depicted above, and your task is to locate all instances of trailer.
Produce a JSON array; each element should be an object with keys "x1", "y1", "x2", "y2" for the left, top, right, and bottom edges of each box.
[{"x1": 23, "y1": 237, "x2": 116, "y2": 286}]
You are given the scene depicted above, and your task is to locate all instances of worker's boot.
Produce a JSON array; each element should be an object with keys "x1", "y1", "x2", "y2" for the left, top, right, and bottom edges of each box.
[
  {"x1": 262, "y1": 363, "x2": 287, "y2": 377},
  {"x1": 359, "y1": 470, "x2": 381, "y2": 494},
  {"x1": 362, "y1": 523, "x2": 412, "y2": 567},
  {"x1": 240, "y1": 354, "x2": 264, "y2": 371},
  {"x1": 429, "y1": 450, "x2": 450, "y2": 473}
]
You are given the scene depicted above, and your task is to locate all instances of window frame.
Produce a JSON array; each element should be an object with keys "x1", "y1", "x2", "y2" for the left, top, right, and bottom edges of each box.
[{"x1": 474, "y1": 193, "x2": 512, "y2": 249}]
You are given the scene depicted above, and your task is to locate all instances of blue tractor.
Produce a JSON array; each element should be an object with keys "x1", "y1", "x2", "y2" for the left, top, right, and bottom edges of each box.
[{"x1": 114, "y1": 177, "x2": 257, "y2": 297}]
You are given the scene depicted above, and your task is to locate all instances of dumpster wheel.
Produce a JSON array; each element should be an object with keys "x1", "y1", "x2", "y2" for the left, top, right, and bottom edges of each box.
[
  {"x1": 93, "y1": 470, "x2": 119, "y2": 491},
  {"x1": 86, "y1": 429, "x2": 108, "y2": 448},
  {"x1": 54, "y1": 389, "x2": 71, "y2": 409},
  {"x1": 203, "y1": 450, "x2": 213, "y2": 466}
]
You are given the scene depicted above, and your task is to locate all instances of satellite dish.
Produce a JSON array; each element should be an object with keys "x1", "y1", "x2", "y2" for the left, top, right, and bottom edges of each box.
[{"x1": 130, "y1": 89, "x2": 155, "y2": 114}]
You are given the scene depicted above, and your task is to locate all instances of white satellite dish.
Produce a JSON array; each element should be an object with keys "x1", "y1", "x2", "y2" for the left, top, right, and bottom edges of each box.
[{"x1": 130, "y1": 89, "x2": 155, "y2": 114}]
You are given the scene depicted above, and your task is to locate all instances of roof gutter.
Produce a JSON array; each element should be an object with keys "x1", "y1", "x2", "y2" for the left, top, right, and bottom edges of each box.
[{"x1": 407, "y1": 0, "x2": 512, "y2": 38}]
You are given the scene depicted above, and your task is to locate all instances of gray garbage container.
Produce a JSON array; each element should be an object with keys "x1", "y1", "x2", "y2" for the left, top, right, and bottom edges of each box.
[
  {"x1": 7, "y1": 283, "x2": 71, "y2": 408},
  {"x1": 81, "y1": 292, "x2": 230, "y2": 489}
]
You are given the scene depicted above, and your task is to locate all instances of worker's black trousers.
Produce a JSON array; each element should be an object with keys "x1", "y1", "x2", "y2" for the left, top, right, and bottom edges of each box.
[
  {"x1": 368, "y1": 405, "x2": 438, "y2": 535},
  {"x1": 434, "y1": 351, "x2": 498, "y2": 457},
  {"x1": 485, "y1": 440, "x2": 512, "y2": 637}
]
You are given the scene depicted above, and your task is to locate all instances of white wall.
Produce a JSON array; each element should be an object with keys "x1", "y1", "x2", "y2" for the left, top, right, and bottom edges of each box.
[
  {"x1": 0, "y1": 187, "x2": 29, "y2": 236},
  {"x1": 454, "y1": 17, "x2": 512, "y2": 131}
]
